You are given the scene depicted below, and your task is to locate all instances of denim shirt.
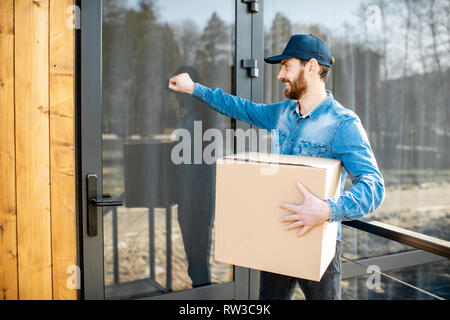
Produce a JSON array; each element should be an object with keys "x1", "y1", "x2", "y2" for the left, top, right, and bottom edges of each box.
[{"x1": 192, "y1": 83, "x2": 385, "y2": 241}]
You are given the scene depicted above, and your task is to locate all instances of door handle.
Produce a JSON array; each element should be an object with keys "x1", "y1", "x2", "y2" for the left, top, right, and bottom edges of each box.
[
  {"x1": 89, "y1": 198, "x2": 123, "y2": 207},
  {"x1": 86, "y1": 174, "x2": 122, "y2": 236}
]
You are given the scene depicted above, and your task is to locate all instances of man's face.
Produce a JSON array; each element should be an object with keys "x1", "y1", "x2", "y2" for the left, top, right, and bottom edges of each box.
[{"x1": 277, "y1": 58, "x2": 307, "y2": 100}]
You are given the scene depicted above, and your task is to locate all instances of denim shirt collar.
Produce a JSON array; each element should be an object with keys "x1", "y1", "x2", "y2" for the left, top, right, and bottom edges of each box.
[{"x1": 292, "y1": 90, "x2": 334, "y2": 119}]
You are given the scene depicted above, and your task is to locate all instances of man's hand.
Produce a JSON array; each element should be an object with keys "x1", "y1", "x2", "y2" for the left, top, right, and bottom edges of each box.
[
  {"x1": 279, "y1": 181, "x2": 331, "y2": 237},
  {"x1": 168, "y1": 73, "x2": 195, "y2": 94}
]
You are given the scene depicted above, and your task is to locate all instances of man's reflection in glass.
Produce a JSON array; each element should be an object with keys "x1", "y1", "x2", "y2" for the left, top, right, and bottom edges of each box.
[{"x1": 173, "y1": 66, "x2": 217, "y2": 288}]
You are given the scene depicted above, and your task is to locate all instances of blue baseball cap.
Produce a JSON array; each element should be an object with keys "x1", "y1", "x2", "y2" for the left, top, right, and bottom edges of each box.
[{"x1": 264, "y1": 34, "x2": 333, "y2": 67}]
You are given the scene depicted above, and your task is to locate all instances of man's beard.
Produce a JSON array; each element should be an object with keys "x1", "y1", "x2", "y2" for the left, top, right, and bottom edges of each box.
[{"x1": 284, "y1": 69, "x2": 307, "y2": 100}]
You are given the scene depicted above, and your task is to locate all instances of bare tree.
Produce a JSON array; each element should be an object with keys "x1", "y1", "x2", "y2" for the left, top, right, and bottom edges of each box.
[{"x1": 172, "y1": 19, "x2": 201, "y2": 66}]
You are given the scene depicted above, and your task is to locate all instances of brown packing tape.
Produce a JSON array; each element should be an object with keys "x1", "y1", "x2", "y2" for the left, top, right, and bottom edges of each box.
[{"x1": 229, "y1": 157, "x2": 318, "y2": 169}]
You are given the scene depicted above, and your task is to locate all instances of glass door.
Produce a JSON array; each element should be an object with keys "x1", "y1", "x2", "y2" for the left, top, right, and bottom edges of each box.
[
  {"x1": 101, "y1": 0, "x2": 236, "y2": 299},
  {"x1": 79, "y1": 0, "x2": 261, "y2": 299}
]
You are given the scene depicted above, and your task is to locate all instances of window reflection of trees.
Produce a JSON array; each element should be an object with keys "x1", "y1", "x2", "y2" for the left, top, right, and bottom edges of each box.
[
  {"x1": 102, "y1": 0, "x2": 233, "y2": 192},
  {"x1": 102, "y1": 0, "x2": 233, "y2": 140}
]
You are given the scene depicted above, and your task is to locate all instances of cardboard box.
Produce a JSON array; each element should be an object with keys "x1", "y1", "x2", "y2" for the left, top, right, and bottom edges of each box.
[{"x1": 214, "y1": 152, "x2": 342, "y2": 281}]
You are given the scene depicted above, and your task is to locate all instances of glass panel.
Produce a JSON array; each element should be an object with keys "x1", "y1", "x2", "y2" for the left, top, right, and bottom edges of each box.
[
  {"x1": 101, "y1": 0, "x2": 235, "y2": 299},
  {"x1": 341, "y1": 259, "x2": 449, "y2": 300},
  {"x1": 342, "y1": 227, "x2": 413, "y2": 260},
  {"x1": 292, "y1": 233, "x2": 447, "y2": 300},
  {"x1": 263, "y1": 0, "x2": 450, "y2": 257}
]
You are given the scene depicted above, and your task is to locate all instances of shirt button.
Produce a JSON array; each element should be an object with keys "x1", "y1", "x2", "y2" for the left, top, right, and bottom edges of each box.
[
  {"x1": 297, "y1": 119, "x2": 301, "y2": 124},
  {"x1": 290, "y1": 138, "x2": 294, "y2": 142}
]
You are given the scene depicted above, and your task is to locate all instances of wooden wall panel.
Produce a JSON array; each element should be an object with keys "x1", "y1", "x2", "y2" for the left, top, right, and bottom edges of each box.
[
  {"x1": 49, "y1": 0, "x2": 76, "y2": 300},
  {"x1": 1, "y1": 0, "x2": 77, "y2": 300},
  {"x1": 0, "y1": 0, "x2": 18, "y2": 301},
  {"x1": 14, "y1": 0, "x2": 52, "y2": 299}
]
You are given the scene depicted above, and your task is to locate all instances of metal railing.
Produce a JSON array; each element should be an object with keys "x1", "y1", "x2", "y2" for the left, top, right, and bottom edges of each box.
[
  {"x1": 342, "y1": 220, "x2": 450, "y2": 259},
  {"x1": 102, "y1": 194, "x2": 172, "y2": 299}
]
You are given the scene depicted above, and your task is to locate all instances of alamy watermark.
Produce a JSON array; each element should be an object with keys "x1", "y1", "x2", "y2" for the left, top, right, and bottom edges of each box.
[
  {"x1": 66, "y1": 265, "x2": 81, "y2": 290},
  {"x1": 170, "y1": 121, "x2": 281, "y2": 175},
  {"x1": 366, "y1": 264, "x2": 381, "y2": 290},
  {"x1": 67, "y1": 5, "x2": 80, "y2": 30},
  {"x1": 366, "y1": 5, "x2": 382, "y2": 31}
]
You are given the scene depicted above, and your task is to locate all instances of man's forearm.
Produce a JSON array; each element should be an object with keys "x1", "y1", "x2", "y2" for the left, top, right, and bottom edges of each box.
[
  {"x1": 192, "y1": 83, "x2": 278, "y2": 130},
  {"x1": 326, "y1": 174, "x2": 385, "y2": 222}
]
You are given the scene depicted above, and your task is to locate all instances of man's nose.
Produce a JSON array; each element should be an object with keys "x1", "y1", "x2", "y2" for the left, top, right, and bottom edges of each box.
[{"x1": 277, "y1": 70, "x2": 284, "y2": 81}]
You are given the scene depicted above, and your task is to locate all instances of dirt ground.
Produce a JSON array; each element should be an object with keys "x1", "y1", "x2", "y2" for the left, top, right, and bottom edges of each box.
[{"x1": 103, "y1": 205, "x2": 233, "y2": 292}]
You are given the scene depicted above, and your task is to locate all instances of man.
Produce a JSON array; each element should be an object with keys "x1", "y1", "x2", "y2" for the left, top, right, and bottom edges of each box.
[{"x1": 168, "y1": 34, "x2": 385, "y2": 300}]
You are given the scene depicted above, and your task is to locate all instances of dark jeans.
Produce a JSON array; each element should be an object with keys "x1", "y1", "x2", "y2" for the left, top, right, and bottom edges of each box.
[{"x1": 259, "y1": 241, "x2": 342, "y2": 300}]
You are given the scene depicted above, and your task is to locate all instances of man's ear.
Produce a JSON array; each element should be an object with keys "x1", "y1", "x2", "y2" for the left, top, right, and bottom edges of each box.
[{"x1": 308, "y1": 58, "x2": 319, "y2": 74}]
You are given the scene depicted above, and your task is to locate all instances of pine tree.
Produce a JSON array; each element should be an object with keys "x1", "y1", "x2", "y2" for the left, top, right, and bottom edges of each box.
[
  {"x1": 269, "y1": 12, "x2": 292, "y2": 101},
  {"x1": 195, "y1": 12, "x2": 231, "y2": 88}
]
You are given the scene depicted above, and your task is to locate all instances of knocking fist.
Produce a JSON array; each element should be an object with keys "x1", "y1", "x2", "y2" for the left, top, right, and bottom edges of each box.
[{"x1": 168, "y1": 73, "x2": 195, "y2": 94}]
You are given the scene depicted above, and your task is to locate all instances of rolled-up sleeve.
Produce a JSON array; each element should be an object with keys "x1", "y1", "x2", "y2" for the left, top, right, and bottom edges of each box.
[
  {"x1": 326, "y1": 116, "x2": 385, "y2": 222},
  {"x1": 192, "y1": 83, "x2": 281, "y2": 130}
]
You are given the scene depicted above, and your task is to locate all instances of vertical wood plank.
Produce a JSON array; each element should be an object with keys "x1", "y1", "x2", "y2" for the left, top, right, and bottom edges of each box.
[
  {"x1": 14, "y1": 0, "x2": 52, "y2": 300},
  {"x1": 49, "y1": 0, "x2": 77, "y2": 300},
  {"x1": 0, "y1": 0, "x2": 18, "y2": 300}
]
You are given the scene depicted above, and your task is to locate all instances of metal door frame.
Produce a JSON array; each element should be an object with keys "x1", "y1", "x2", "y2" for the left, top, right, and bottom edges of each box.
[
  {"x1": 78, "y1": 0, "x2": 263, "y2": 300},
  {"x1": 78, "y1": 0, "x2": 104, "y2": 300}
]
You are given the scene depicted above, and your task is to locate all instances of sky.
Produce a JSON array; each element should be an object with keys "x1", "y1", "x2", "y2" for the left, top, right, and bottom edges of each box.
[{"x1": 124, "y1": 0, "x2": 364, "y2": 30}]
